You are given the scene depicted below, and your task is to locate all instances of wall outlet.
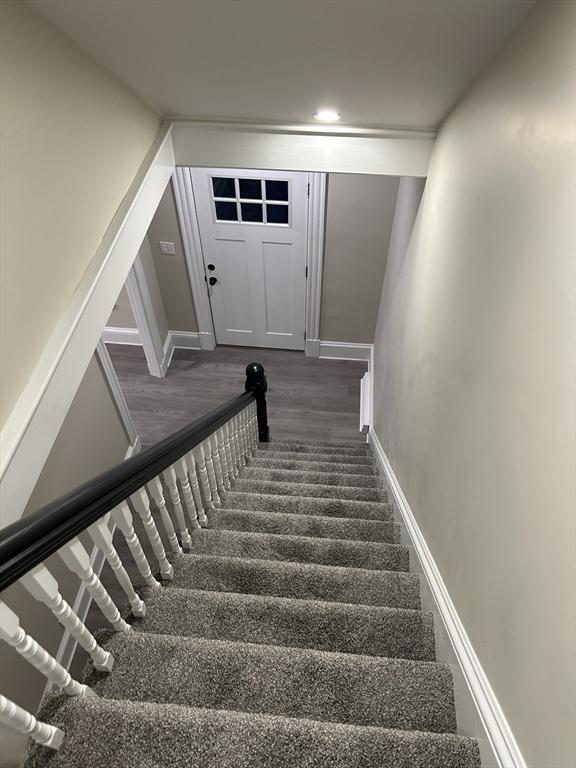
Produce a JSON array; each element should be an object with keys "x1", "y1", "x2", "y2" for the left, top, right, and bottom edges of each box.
[{"x1": 159, "y1": 241, "x2": 176, "y2": 255}]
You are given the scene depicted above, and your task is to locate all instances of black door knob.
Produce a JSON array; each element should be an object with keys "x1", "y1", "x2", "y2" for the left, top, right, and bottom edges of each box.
[
  {"x1": 208, "y1": 276, "x2": 218, "y2": 286},
  {"x1": 207, "y1": 263, "x2": 215, "y2": 271}
]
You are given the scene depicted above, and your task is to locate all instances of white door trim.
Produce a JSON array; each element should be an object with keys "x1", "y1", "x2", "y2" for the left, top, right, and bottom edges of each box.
[
  {"x1": 0, "y1": 122, "x2": 174, "y2": 527},
  {"x1": 172, "y1": 168, "x2": 216, "y2": 350},
  {"x1": 305, "y1": 173, "x2": 327, "y2": 357},
  {"x1": 174, "y1": 167, "x2": 326, "y2": 355}
]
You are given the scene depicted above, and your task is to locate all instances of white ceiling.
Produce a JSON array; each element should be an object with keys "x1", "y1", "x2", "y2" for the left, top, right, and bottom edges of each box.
[{"x1": 29, "y1": 0, "x2": 534, "y2": 131}]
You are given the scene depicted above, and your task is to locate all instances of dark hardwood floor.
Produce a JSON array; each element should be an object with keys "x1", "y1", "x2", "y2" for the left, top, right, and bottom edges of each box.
[{"x1": 107, "y1": 344, "x2": 368, "y2": 446}]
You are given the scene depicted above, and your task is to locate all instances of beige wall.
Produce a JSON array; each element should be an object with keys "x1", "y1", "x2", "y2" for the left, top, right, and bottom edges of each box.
[
  {"x1": 372, "y1": 3, "x2": 575, "y2": 766},
  {"x1": 139, "y1": 235, "x2": 170, "y2": 345},
  {"x1": 108, "y1": 285, "x2": 137, "y2": 329},
  {"x1": 320, "y1": 173, "x2": 399, "y2": 343},
  {"x1": 0, "y1": 353, "x2": 131, "y2": 766},
  {"x1": 147, "y1": 181, "x2": 198, "y2": 332},
  {"x1": 0, "y1": 0, "x2": 160, "y2": 427}
]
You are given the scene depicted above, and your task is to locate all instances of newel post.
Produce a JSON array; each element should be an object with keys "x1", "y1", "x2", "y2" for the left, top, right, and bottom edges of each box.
[{"x1": 245, "y1": 362, "x2": 270, "y2": 442}]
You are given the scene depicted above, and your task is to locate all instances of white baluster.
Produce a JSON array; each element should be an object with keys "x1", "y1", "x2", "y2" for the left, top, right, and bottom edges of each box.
[
  {"x1": 59, "y1": 539, "x2": 131, "y2": 631},
  {"x1": 202, "y1": 438, "x2": 221, "y2": 506},
  {"x1": 223, "y1": 420, "x2": 237, "y2": 481},
  {"x1": 112, "y1": 503, "x2": 161, "y2": 588},
  {"x1": 174, "y1": 458, "x2": 202, "y2": 532},
  {"x1": 231, "y1": 414, "x2": 243, "y2": 469},
  {"x1": 216, "y1": 426, "x2": 232, "y2": 489},
  {"x1": 88, "y1": 520, "x2": 146, "y2": 617},
  {"x1": 20, "y1": 564, "x2": 114, "y2": 672},
  {"x1": 130, "y1": 489, "x2": 174, "y2": 580},
  {"x1": 149, "y1": 473, "x2": 186, "y2": 552},
  {"x1": 185, "y1": 451, "x2": 208, "y2": 527},
  {"x1": 0, "y1": 602, "x2": 93, "y2": 697},
  {"x1": 250, "y1": 401, "x2": 259, "y2": 452},
  {"x1": 193, "y1": 442, "x2": 215, "y2": 510},
  {"x1": 210, "y1": 432, "x2": 227, "y2": 494},
  {"x1": 0, "y1": 694, "x2": 64, "y2": 751},
  {"x1": 238, "y1": 409, "x2": 249, "y2": 463}
]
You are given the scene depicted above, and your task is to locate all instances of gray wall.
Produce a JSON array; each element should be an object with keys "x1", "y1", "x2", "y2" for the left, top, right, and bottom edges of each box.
[
  {"x1": 0, "y1": 354, "x2": 131, "y2": 766},
  {"x1": 108, "y1": 284, "x2": 136, "y2": 328},
  {"x1": 372, "y1": 3, "x2": 575, "y2": 766},
  {"x1": 320, "y1": 173, "x2": 399, "y2": 343},
  {"x1": 148, "y1": 181, "x2": 198, "y2": 332}
]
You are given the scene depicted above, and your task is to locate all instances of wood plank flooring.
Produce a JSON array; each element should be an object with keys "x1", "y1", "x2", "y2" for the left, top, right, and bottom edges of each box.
[{"x1": 107, "y1": 344, "x2": 368, "y2": 446}]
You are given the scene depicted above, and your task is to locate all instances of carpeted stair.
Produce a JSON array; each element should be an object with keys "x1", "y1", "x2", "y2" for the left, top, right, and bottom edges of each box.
[{"x1": 23, "y1": 439, "x2": 481, "y2": 768}]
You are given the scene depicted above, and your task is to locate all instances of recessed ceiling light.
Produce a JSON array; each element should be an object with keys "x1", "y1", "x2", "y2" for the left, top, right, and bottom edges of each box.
[{"x1": 313, "y1": 109, "x2": 341, "y2": 122}]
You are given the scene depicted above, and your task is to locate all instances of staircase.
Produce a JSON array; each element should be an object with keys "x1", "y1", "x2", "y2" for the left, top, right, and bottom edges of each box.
[{"x1": 20, "y1": 437, "x2": 481, "y2": 768}]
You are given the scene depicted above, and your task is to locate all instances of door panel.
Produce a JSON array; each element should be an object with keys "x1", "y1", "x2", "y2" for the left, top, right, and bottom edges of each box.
[{"x1": 192, "y1": 168, "x2": 307, "y2": 350}]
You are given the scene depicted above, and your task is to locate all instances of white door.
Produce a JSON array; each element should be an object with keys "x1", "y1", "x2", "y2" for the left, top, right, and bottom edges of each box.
[{"x1": 191, "y1": 168, "x2": 308, "y2": 350}]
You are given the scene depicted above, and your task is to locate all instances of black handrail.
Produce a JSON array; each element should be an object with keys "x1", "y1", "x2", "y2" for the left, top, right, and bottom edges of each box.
[{"x1": 0, "y1": 363, "x2": 269, "y2": 592}]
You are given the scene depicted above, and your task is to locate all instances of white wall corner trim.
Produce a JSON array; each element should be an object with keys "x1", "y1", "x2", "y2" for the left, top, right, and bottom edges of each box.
[
  {"x1": 319, "y1": 341, "x2": 373, "y2": 362},
  {"x1": 95, "y1": 339, "x2": 139, "y2": 447},
  {"x1": 102, "y1": 327, "x2": 142, "y2": 346},
  {"x1": 0, "y1": 122, "x2": 175, "y2": 527},
  {"x1": 368, "y1": 428, "x2": 527, "y2": 768},
  {"x1": 162, "y1": 330, "x2": 202, "y2": 372}
]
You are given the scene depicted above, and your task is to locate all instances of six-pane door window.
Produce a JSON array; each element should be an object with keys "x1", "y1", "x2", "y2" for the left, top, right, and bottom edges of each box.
[{"x1": 211, "y1": 177, "x2": 290, "y2": 225}]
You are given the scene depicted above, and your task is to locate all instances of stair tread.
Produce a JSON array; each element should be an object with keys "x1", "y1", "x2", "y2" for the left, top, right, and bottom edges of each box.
[
  {"x1": 169, "y1": 553, "x2": 420, "y2": 608},
  {"x1": 224, "y1": 491, "x2": 393, "y2": 519},
  {"x1": 249, "y1": 456, "x2": 380, "y2": 475},
  {"x1": 188, "y1": 528, "x2": 409, "y2": 571},
  {"x1": 232, "y1": 478, "x2": 387, "y2": 502},
  {"x1": 242, "y1": 466, "x2": 384, "y2": 488},
  {"x1": 25, "y1": 695, "x2": 481, "y2": 768},
  {"x1": 256, "y1": 449, "x2": 375, "y2": 465},
  {"x1": 212, "y1": 508, "x2": 401, "y2": 543},
  {"x1": 137, "y1": 585, "x2": 431, "y2": 659},
  {"x1": 88, "y1": 631, "x2": 457, "y2": 733},
  {"x1": 265, "y1": 440, "x2": 372, "y2": 455}
]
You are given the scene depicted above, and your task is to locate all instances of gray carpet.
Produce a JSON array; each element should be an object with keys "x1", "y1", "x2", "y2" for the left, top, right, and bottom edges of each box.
[{"x1": 23, "y1": 438, "x2": 481, "y2": 768}]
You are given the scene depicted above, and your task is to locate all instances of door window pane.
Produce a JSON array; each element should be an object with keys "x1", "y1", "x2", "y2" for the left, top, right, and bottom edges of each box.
[
  {"x1": 265, "y1": 180, "x2": 289, "y2": 201},
  {"x1": 239, "y1": 179, "x2": 262, "y2": 199},
  {"x1": 212, "y1": 177, "x2": 235, "y2": 198},
  {"x1": 215, "y1": 201, "x2": 238, "y2": 221},
  {"x1": 241, "y1": 202, "x2": 263, "y2": 222},
  {"x1": 266, "y1": 204, "x2": 289, "y2": 224}
]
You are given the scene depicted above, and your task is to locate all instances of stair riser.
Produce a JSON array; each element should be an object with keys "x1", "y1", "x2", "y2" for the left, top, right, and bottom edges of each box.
[
  {"x1": 170, "y1": 555, "x2": 420, "y2": 609},
  {"x1": 243, "y1": 467, "x2": 383, "y2": 488},
  {"x1": 212, "y1": 509, "x2": 401, "y2": 543},
  {"x1": 232, "y1": 479, "x2": 387, "y2": 502},
  {"x1": 224, "y1": 492, "x2": 394, "y2": 521},
  {"x1": 90, "y1": 633, "x2": 457, "y2": 734},
  {"x1": 189, "y1": 530, "x2": 409, "y2": 572},
  {"x1": 138, "y1": 588, "x2": 432, "y2": 660},
  {"x1": 249, "y1": 457, "x2": 380, "y2": 475}
]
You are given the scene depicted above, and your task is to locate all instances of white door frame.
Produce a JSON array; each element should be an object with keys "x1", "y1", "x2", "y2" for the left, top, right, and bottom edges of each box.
[{"x1": 172, "y1": 167, "x2": 327, "y2": 356}]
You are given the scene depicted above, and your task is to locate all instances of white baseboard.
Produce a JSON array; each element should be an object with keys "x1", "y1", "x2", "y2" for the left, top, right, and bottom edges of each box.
[
  {"x1": 368, "y1": 428, "x2": 525, "y2": 768},
  {"x1": 162, "y1": 330, "x2": 202, "y2": 372},
  {"x1": 318, "y1": 340, "x2": 373, "y2": 361},
  {"x1": 102, "y1": 326, "x2": 142, "y2": 346},
  {"x1": 55, "y1": 437, "x2": 141, "y2": 673}
]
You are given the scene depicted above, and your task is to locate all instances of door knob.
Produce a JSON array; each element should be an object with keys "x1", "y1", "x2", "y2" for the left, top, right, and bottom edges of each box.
[
  {"x1": 208, "y1": 276, "x2": 218, "y2": 286},
  {"x1": 207, "y1": 264, "x2": 215, "y2": 271}
]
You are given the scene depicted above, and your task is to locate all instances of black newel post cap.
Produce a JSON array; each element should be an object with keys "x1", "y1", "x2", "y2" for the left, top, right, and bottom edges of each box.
[{"x1": 245, "y1": 362, "x2": 267, "y2": 393}]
